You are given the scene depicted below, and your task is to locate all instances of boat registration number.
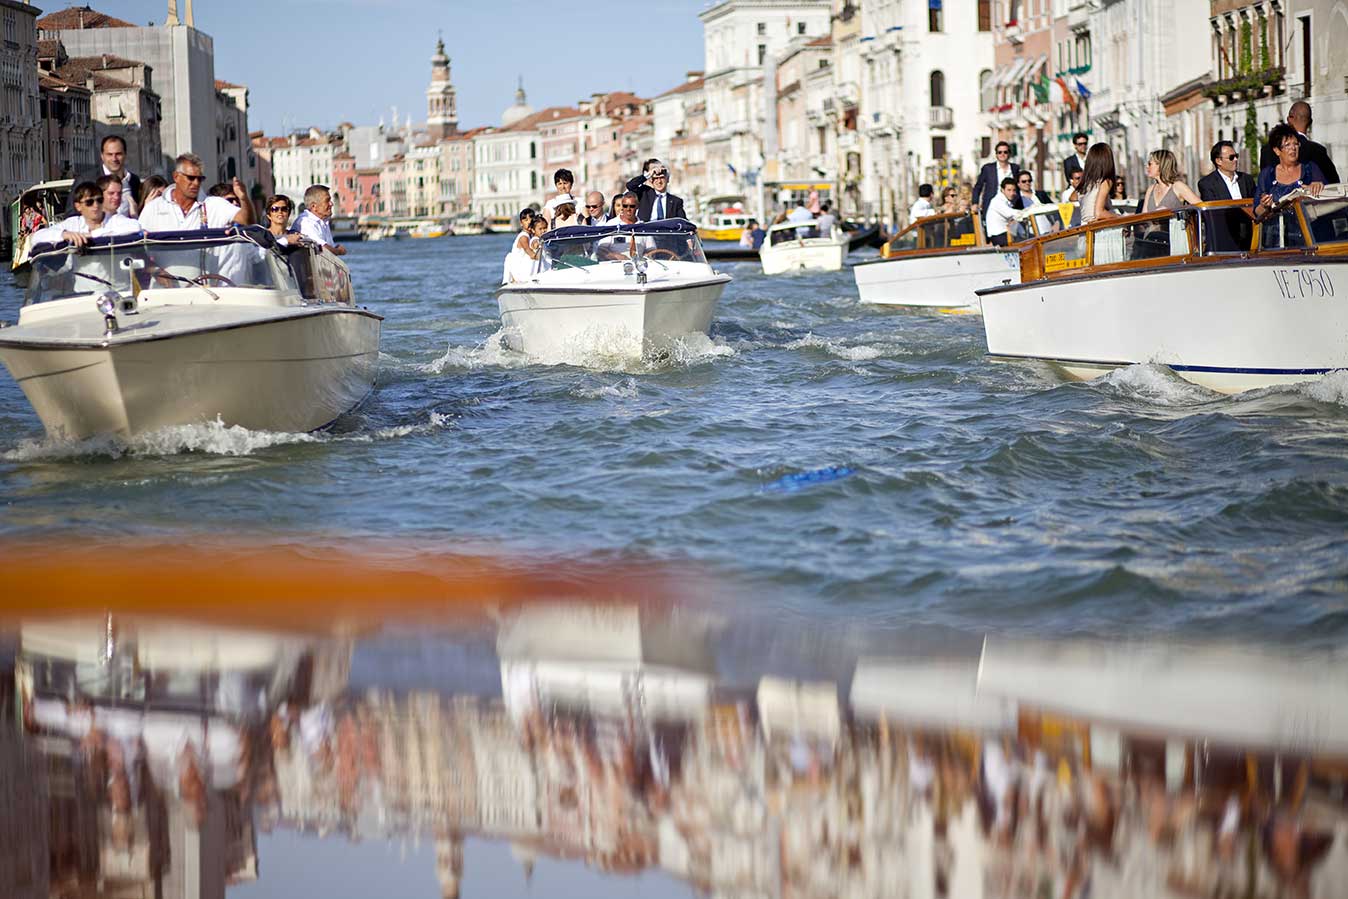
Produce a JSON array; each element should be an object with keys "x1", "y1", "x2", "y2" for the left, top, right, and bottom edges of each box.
[
  {"x1": 1272, "y1": 268, "x2": 1335, "y2": 300},
  {"x1": 1044, "y1": 252, "x2": 1087, "y2": 273}
]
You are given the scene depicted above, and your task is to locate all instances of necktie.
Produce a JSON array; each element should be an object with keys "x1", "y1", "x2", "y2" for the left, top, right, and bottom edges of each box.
[{"x1": 655, "y1": 195, "x2": 664, "y2": 220}]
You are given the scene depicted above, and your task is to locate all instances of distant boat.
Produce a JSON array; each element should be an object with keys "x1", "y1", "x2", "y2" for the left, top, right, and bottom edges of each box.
[
  {"x1": 759, "y1": 219, "x2": 849, "y2": 274},
  {"x1": 8, "y1": 178, "x2": 74, "y2": 285},
  {"x1": 697, "y1": 210, "x2": 752, "y2": 243},
  {"x1": 484, "y1": 215, "x2": 515, "y2": 234},
  {"x1": 451, "y1": 213, "x2": 486, "y2": 236},
  {"x1": 408, "y1": 221, "x2": 449, "y2": 239},
  {"x1": 329, "y1": 214, "x2": 363, "y2": 242}
]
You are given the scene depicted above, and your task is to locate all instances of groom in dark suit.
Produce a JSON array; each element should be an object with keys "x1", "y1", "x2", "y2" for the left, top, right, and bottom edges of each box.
[
  {"x1": 971, "y1": 142, "x2": 1020, "y2": 217},
  {"x1": 626, "y1": 159, "x2": 686, "y2": 222}
]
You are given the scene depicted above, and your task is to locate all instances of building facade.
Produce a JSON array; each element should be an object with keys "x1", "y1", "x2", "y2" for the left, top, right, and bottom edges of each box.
[
  {"x1": 271, "y1": 130, "x2": 339, "y2": 207},
  {"x1": 425, "y1": 37, "x2": 457, "y2": 140},
  {"x1": 1, "y1": 0, "x2": 46, "y2": 253},
  {"x1": 38, "y1": 71, "x2": 93, "y2": 180},
  {"x1": 214, "y1": 79, "x2": 251, "y2": 183}
]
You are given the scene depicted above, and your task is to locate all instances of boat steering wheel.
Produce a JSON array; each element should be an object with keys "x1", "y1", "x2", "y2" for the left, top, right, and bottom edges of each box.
[
  {"x1": 644, "y1": 248, "x2": 679, "y2": 261},
  {"x1": 193, "y1": 273, "x2": 238, "y2": 287}
]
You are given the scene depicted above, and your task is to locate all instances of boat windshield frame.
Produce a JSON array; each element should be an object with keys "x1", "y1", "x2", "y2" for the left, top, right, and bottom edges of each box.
[
  {"x1": 23, "y1": 226, "x2": 300, "y2": 306},
  {"x1": 540, "y1": 218, "x2": 710, "y2": 268},
  {"x1": 884, "y1": 212, "x2": 987, "y2": 255}
]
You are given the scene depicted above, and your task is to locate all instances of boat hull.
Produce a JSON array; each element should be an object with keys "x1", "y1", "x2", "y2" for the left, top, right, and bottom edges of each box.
[
  {"x1": 979, "y1": 260, "x2": 1348, "y2": 393},
  {"x1": 759, "y1": 239, "x2": 847, "y2": 275},
  {"x1": 496, "y1": 280, "x2": 727, "y2": 357},
  {"x1": 855, "y1": 248, "x2": 1021, "y2": 309},
  {"x1": 0, "y1": 308, "x2": 381, "y2": 440}
]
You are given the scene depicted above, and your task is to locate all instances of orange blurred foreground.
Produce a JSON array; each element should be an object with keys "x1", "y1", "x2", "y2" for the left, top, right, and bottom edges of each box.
[{"x1": 0, "y1": 538, "x2": 686, "y2": 633}]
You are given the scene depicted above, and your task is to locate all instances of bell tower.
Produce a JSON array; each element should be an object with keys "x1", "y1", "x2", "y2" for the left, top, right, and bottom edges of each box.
[{"x1": 426, "y1": 35, "x2": 458, "y2": 139}]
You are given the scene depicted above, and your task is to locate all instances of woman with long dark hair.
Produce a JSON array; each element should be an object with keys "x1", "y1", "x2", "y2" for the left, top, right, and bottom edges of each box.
[{"x1": 1077, "y1": 143, "x2": 1117, "y2": 225}]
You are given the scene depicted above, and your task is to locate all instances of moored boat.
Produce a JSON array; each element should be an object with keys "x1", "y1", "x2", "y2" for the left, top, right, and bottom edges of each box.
[
  {"x1": 329, "y1": 214, "x2": 363, "y2": 242},
  {"x1": 758, "y1": 219, "x2": 849, "y2": 275},
  {"x1": 494, "y1": 218, "x2": 730, "y2": 358},
  {"x1": 408, "y1": 220, "x2": 449, "y2": 239},
  {"x1": 854, "y1": 204, "x2": 1064, "y2": 310},
  {"x1": 978, "y1": 189, "x2": 1348, "y2": 393},
  {"x1": 697, "y1": 210, "x2": 752, "y2": 242},
  {"x1": 0, "y1": 227, "x2": 382, "y2": 440},
  {"x1": 450, "y1": 212, "x2": 486, "y2": 236}
]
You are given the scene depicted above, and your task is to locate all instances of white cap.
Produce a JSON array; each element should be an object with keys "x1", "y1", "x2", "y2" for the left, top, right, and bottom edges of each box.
[{"x1": 545, "y1": 193, "x2": 576, "y2": 213}]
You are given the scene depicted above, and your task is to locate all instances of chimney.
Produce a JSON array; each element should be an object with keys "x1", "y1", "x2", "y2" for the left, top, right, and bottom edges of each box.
[
  {"x1": 184, "y1": 0, "x2": 195, "y2": 27},
  {"x1": 686, "y1": 70, "x2": 703, "y2": 82},
  {"x1": 165, "y1": 0, "x2": 179, "y2": 26}
]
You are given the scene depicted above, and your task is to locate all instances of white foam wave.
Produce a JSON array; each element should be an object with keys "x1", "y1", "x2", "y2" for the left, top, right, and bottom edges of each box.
[
  {"x1": 365, "y1": 410, "x2": 455, "y2": 440},
  {"x1": 425, "y1": 327, "x2": 734, "y2": 374},
  {"x1": 1094, "y1": 363, "x2": 1218, "y2": 405},
  {"x1": 785, "y1": 333, "x2": 885, "y2": 361},
  {"x1": 572, "y1": 378, "x2": 640, "y2": 400},
  {"x1": 1300, "y1": 369, "x2": 1348, "y2": 406},
  {"x1": 3, "y1": 417, "x2": 319, "y2": 462}
]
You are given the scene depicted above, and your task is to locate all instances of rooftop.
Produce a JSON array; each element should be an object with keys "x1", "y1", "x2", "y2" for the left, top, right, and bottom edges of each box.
[{"x1": 37, "y1": 5, "x2": 136, "y2": 30}]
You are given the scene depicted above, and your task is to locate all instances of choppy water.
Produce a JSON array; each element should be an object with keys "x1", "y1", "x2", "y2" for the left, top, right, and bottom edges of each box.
[{"x1": 3, "y1": 235, "x2": 1348, "y2": 644}]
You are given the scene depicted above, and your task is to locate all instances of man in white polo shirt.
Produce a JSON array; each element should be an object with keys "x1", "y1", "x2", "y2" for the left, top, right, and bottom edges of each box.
[
  {"x1": 290, "y1": 184, "x2": 346, "y2": 256},
  {"x1": 139, "y1": 153, "x2": 253, "y2": 232}
]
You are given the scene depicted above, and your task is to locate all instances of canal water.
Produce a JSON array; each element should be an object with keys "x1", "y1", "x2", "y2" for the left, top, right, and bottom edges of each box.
[{"x1": 2, "y1": 234, "x2": 1348, "y2": 643}]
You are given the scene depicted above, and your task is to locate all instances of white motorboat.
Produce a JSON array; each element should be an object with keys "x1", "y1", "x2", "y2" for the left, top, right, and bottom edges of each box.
[
  {"x1": 8, "y1": 178, "x2": 74, "y2": 285},
  {"x1": 0, "y1": 227, "x2": 381, "y2": 440},
  {"x1": 978, "y1": 190, "x2": 1348, "y2": 393},
  {"x1": 495, "y1": 218, "x2": 730, "y2": 357},
  {"x1": 854, "y1": 204, "x2": 1064, "y2": 310},
  {"x1": 758, "y1": 219, "x2": 848, "y2": 275},
  {"x1": 451, "y1": 212, "x2": 486, "y2": 236}
]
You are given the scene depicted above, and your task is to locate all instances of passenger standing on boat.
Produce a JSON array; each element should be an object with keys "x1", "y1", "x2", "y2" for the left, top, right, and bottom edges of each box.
[
  {"x1": 816, "y1": 201, "x2": 836, "y2": 238},
  {"x1": 745, "y1": 219, "x2": 766, "y2": 250},
  {"x1": 96, "y1": 174, "x2": 124, "y2": 217},
  {"x1": 1063, "y1": 132, "x2": 1089, "y2": 185},
  {"x1": 578, "y1": 192, "x2": 607, "y2": 227},
  {"x1": 73, "y1": 135, "x2": 142, "y2": 216},
  {"x1": 139, "y1": 153, "x2": 254, "y2": 232},
  {"x1": 291, "y1": 185, "x2": 347, "y2": 256},
  {"x1": 1258, "y1": 101, "x2": 1339, "y2": 184},
  {"x1": 1138, "y1": 149, "x2": 1201, "y2": 214},
  {"x1": 540, "y1": 169, "x2": 575, "y2": 225},
  {"x1": 909, "y1": 184, "x2": 936, "y2": 221},
  {"x1": 984, "y1": 178, "x2": 1021, "y2": 247},
  {"x1": 626, "y1": 159, "x2": 685, "y2": 222},
  {"x1": 1253, "y1": 123, "x2": 1326, "y2": 222},
  {"x1": 972, "y1": 142, "x2": 1020, "y2": 216},
  {"x1": 1198, "y1": 141, "x2": 1255, "y2": 201},
  {"x1": 1077, "y1": 143, "x2": 1119, "y2": 225},
  {"x1": 29, "y1": 180, "x2": 143, "y2": 247}
]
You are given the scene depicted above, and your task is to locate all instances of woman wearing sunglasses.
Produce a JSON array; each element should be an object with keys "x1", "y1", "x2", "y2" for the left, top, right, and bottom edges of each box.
[
  {"x1": 29, "y1": 180, "x2": 143, "y2": 248},
  {"x1": 263, "y1": 195, "x2": 302, "y2": 246}
]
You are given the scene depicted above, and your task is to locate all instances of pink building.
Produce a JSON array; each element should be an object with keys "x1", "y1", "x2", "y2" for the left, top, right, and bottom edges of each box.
[
  {"x1": 333, "y1": 152, "x2": 357, "y2": 216},
  {"x1": 353, "y1": 168, "x2": 381, "y2": 218},
  {"x1": 539, "y1": 110, "x2": 587, "y2": 200}
]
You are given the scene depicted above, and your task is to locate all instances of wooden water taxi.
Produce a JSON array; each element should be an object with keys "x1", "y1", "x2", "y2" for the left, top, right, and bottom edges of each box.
[
  {"x1": 978, "y1": 188, "x2": 1348, "y2": 393},
  {"x1": 855, "y1": 204, "x2": 1065, "y2": 310}
]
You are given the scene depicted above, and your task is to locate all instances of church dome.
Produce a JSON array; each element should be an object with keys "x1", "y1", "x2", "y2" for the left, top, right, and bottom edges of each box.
[{"x1": 502, "y1": 80, "x2": 533, "y2": 127}]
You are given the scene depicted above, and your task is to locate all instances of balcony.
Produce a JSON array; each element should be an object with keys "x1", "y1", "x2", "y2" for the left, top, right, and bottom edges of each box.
[
  {"x1": 1068, "y1": 3, "x2": 1090, "y2": 34},
  {"x1": 1203, "y1": 66, "x2": 1285, "y2": 106},
  {"x1": 1005, "y1": 22, "x2": 1023, "y2": 45},
  {"x1": 928, "y1": 106, "x2": 953, "y2": 129}
]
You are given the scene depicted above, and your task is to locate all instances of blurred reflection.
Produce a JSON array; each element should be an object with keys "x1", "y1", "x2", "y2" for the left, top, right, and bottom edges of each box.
[{"x1": 2, "y1": 608, "x2": 1347, "y2": 898}]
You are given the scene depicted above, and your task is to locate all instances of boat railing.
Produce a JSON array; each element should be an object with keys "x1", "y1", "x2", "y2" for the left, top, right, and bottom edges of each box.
[
  {"x1": 882, "y1": 212, "x2": 984, "y2": 257},
  {"x1": 1014, "y1": 200, "x2": 1266, "y2": 282}
]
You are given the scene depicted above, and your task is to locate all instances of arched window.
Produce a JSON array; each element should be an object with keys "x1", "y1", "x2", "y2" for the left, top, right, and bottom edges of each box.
[
  {"x1": 929, "y1": 70, "x2": 946, "y2": 108},
  {"x1": 979, "y1": 69, "x2": 993, "y2": 111}
]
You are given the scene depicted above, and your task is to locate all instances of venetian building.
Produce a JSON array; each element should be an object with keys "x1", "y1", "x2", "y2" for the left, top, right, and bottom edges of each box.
[{"x1": 426, "y1": 36, "x2": 457, "y2": 140}]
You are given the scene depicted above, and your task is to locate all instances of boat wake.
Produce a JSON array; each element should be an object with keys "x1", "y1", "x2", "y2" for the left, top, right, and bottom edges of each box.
[
  {"x1": 1091, "y1": 363, "x2": 1221, "y2": 406},
  {"x1": 1300, "y1": 369, "x2": 1348, "y2": 407},
  {"x1": 2, "y1": 411, "x2": 454, "y2": 461},
  {"x1": 784, "y1": 332, "x2": 887, "y2": 361},
  {"x1": 424, "y1": 328, "x2": 734, "y2": 374}
]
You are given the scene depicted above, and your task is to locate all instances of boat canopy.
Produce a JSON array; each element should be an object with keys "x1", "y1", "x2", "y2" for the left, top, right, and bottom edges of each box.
[
  {"x1": 544, "y1": 217, "x2": 700, "y2": 242},
  {"x1": 28, "y1": 225, "x2": 283, "y2": 258}
]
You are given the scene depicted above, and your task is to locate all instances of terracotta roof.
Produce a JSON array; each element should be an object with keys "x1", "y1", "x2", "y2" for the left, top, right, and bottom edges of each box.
[
  {"x1": 90, "y1": 72, "x2": 135, "y2": 90},
  {"x1": 600, "y1": 91, "x2": 646, "y2": 107},
  {"x1": 807, "y1": 35, "x2": 832, "y2": 47},
  {"x1": 214, "y1": 79, "x2": 244, "y2": 90},
  {"x1": 37, "y1": 40, "x2": 63, "y2": 59},
  {"x1": 502, "y1": 105, "x2": 582, "y2": 132},
  {"x1": 37, "y1": 6, "x2": 136, "y2": 30},
  {"x1": 38, "y1": 72, "x2": 91, "y2": 94},
  {"x1": 67, "y1": 53, "x2": 141, "y2": 70},
  {"x1": 656, "y1": 77, "x2": 705, "y2": 98}
]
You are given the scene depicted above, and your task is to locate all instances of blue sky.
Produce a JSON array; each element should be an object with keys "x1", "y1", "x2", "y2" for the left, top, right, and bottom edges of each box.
[{"x1": 92, "y1": 1, "x2": 711, "y2": 135}]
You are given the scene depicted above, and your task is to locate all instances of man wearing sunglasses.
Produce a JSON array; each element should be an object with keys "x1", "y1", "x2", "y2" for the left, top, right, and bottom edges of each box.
[
  {"x1": 1198, "y1": 140, "x2": 1255, "y2": 201},
  {"x1": 596, "y1": 192, "x2": 654, "y2": 259},
  {"x1": 1062, "y1": 132, "x2": 1089, "y2": 184},
  {"x1": 579, "y1": 191, "x2": 607, "y2": 227},
  {"x1": 138, "y1": 152, "x2": 254, "y2": 232},
  {"x1": 30, "y1": 180, "x2": 142, "y2": 248},
  {"x1": 971, "y1": 142, "x2": 1019, "y2": 217},
  {"x1": 625, "y1": 158, "x2": 685, "y2": 222}
]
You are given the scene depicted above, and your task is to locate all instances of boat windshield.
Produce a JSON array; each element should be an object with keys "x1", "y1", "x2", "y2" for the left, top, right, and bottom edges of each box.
[
  {"x1": 542, "y1": 222, "x2": 708, "y2": 269},
  {"x1": 888, "y1": 214, "x2": 979, "y2": 252},
  {"x1": 1303, "y1": 195, "x2": 1348, "y2": 247},
  {"x1": 25, "y1": 229, "x2": 296, "y2": 305}
]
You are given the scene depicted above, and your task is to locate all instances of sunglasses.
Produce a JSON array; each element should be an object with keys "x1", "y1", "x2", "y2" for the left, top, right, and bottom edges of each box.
[
  {"x1": 619, "y1": 204, "x2": 637, "y2": 209},
  {"x1": 650, "y1": 171, "x2": 668, "y2": 178},
  {"x1": 1223, "y1": 154, "x2": 1239, "y2": 161},
  {"x1": 177, "y1": 173, "x2": 207, "y2": 183},
  {"x1": 268, "y1": 205, "x2": 290, "y2": 213},
  {"x1": 77, "y1": 198, "x2": 101, "y2": 206},
  {"x1": 1075, "y1": 141, "x2": 1088, "y2": 147},
  {"x1": 996, "y1": 150, "x2": 1009, "y2": 155}
]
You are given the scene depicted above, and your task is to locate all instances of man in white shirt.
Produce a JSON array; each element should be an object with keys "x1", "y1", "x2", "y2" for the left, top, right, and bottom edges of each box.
[
  {"x1": 816, "y1": 200, "x2": 836, "y2": 238},
  {"x1": 139, "y1": 152, "x2": 253, "y2": 232},
  {"x1": 984, "y1": 178, "x2": 1021, "y2": 246},
  {"x1": 908, "y1": 184, "x2": 936, "y2": 221},
  {"x1": 291, "y1": 184, "x2": 346, "y2": 255},
  {"x1": 598, "y1": 191, "x2": 654, "y2": 258},
  {"x1": 30, "y1": 180, "x2": 142, "y2": 247}
]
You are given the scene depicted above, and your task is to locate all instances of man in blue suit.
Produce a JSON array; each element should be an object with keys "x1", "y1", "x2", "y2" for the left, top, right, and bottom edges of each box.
[
  {"x1": 626, "y1": 159, "x2": 686, "y2": 222},
  {"x1": 971, "y1": 141, "x2": 1020, "y2": 217}
]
